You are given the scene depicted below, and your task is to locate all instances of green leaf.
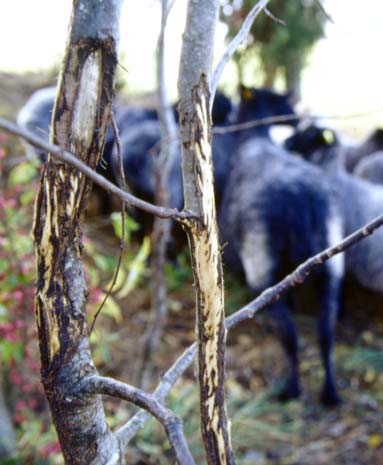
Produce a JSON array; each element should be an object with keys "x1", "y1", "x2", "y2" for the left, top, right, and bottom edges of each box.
[
  {"x1": 9, "y1": 162, "x2": 39, "y2": 185},
  {"x1": 0, "y1": 304, "x2": 8, "y2": 318},
  {"x1": 117, "y1": 236, "x2": 150, "y2": 298},
  {"x1": 20, "y1": 189, "x2": 36, "y2": 206},
  {"x1": 111, "y1": 212, "x2": 140, "y2": 241},
  {"x1": 0, "y1": 340, "x2": 23, "y2": 363},
  {"x1": 97, "y1": 293, "x2": 122, "y2": 323}
]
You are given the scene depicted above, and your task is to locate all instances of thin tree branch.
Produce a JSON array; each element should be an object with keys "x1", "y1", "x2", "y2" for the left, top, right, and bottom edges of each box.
[
  {"x1": 120, "y1": 105, "x2": 383, "y2": 149},
  {"x1": 116, "y1": 342, "x2": 197, "y2": 447},
  {"x1": 212, "y1": 105, "x2": 383, "y2": 135},
  {"x1": 0, "y1": 117, "x2": 196, "y2": 223},
  {"x1": 84, "y1": 375, "x2": 196, "y2": 465},
  {"x1": 116, "y1": 212, "x2": 383, "y2": 443},
  {"x1": 213, "y1": 113, "x2": 299, "y2": 134},
  {"x1": 225, "y1": 213, "x2": 383, "y2": 328},
  {"x1": 210, "y1": 0, "x2": 270, "y2": 107},
  {"x1": 313, "y1": 0, "x2": 334, "y2": 23},
  {"x1": 264, "y1": 7, "x2": 286, "y2": 25},
  {"x1": 163, "y1": 0, "x2": 177, "y2": 26}
]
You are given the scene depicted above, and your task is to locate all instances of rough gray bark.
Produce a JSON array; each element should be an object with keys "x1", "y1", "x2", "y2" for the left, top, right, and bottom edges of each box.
[
  {"x1": 178, "y1": 1, "x2": 235, "y2": 464},
  {"x1": 31, "y1": 2, "x2": 195, "y2": 463},
  {"x1": 32, "y1": 1, "x2": 124, "y2": 463}
]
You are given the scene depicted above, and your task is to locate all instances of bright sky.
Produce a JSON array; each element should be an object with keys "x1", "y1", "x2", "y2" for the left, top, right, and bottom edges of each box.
[
  {"x1": 303, "y1": 0, "x2": 383, "y2": 135},
  {"x1": 1, "y1": 0, "x2": 382, "y2": 136}
]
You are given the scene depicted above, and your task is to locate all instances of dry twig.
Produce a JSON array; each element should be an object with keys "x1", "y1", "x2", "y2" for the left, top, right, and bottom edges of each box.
[
  {"x1": 89, "y1": 112, "x2": 126, "y2": 335},
  {"x1": 117, "y1": 212, "x2": 383, "y2": 444},
  {"x1": 0, "y1": 117, "x2": 195, "y2": 223},
  {"x1": 85, "y1": 375, "x2": 196, "y2": 465},
  {"x1": 210, "y1": 0, "x2": 270, "y2": 107}
]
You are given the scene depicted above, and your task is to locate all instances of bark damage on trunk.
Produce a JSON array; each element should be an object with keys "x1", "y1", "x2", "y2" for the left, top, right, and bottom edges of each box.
[
  {"x1": 178, "y1": 1, "x2": 234, "y2": 463},
  {"x1": 179, "y1": 76, "x2": 235, "y2": 465},
  {"x1": 32, "y1": 1, "x2": 123, "y2": 463}
]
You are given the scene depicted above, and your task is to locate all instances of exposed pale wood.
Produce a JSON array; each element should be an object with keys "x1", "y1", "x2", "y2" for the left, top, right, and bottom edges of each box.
[
  {"x1": 32, "y1": 1, "x2": 124, "y2": 463},
  {"x1": 178, "y1": 1, "x2": 235, "y2": 463}
]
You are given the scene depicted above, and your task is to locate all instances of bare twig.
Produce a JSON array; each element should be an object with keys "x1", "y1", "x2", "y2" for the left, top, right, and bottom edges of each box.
[
  {"x1": 84, "y1": 375, "x2": 196, "y2": 465},
  {"x1": 225, "y1": 213, "x2": 383, "y2": 328},
  {"x1": 89, "y1": 112, "x2": 125, "y2": 335},
  {"x1": 117, "y1": 212, "x2": 383, "y2": 444},
  {"x1": 264, "y1": 7, "x2": 286, "y2": 25},
  {"x1": 210, "y1": 0, "x2": 270, "y2": 107},
  {"x1": 116, "y1": 341, "x2": 197, "y2": 447},
  {"x1": 213, "y1": 113, "x2": 299, "y2": 134},
  {"x1": 124, "y1": 105, "x2": 383, "y2": 151},
  {"x1": 163, "y1": 0, "x2": 176, "y2": 24},
  {"x1": 313, "y1": 0, "x2": 334, "y2": 23},
  {"x1": 0, "y1": 117, "x2": 196, "y2": 223},
  {"x1": 212, "y1": 105, "x2": 383, "y2": 135}
]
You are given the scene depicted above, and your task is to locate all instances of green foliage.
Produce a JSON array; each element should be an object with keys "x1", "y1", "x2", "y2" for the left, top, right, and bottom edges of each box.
[
  {"x1": 164, "y1": 250, "x2": 193, "y2": 292},
  {"x1": 85, "y1": 212, "x2": 150, "y2": 307},
  {"x1": 221, "y1": 0, "x2": 327, "y2": 87},
  {"x1": 111, "y1": 211, "x2": 140, "y2": 243},
  {"x1": 0, "y1": 137, "x2": 63, "y2": 464},
  {"x1": 115, "y1": 236, "x2": 151, "y2": 299},
  {"x1": 8, "y1": 159, "x2": 40, "y2": 186}
]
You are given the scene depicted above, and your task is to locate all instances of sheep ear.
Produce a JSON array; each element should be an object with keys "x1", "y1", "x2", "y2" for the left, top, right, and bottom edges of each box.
[
  {"x1": 322, "y1": 129, "x2": 335, "y2": 145},
  {"x1": 239, "y1": 84, "x2": 253, "y2": 101}
]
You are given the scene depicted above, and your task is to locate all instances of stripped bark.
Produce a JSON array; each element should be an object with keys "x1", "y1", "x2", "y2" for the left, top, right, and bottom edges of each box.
[
  {"x1": 0, "y1": 117, "x2": 193, "y2": 221},
  {"x1": 116, "y1": 212, "x2": 383, "y2": 443},
  {"x1": 178, "y1": 1, "x2": 235, "y2": 464},
  {"x1": 32, "y1": 1, "x2": 124, "y2": 463}
]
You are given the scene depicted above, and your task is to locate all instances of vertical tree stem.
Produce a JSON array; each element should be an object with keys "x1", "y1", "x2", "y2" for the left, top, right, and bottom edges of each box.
[
  {"x1": 178, "y1": 1, "x2": 235, "y2": 463},
  {"x1": 32, "y1": 1, "x2": 124, "y2": 463}
]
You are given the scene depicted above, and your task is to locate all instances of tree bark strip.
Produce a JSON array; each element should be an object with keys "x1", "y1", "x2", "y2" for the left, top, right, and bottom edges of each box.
[
  {"x1": 32, "y1": 1, "x2": 124, "y2": 463},
  {"x1": 178, "y1": 1, "x2": 235, "y2": 463}
]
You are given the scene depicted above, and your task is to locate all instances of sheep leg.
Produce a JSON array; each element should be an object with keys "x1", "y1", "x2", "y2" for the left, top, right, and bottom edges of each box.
[
  {"x1": 317, "y1": 268, "x2": 342, "y2": 406},
  {"x1": 240, "y1": 234, "x2": 300, "y2": 400},
  {"x1": 267, "y1": 300, "x2": 301, "y2": 401}
]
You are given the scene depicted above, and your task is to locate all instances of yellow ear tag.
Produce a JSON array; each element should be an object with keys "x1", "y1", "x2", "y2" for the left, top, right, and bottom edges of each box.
[
  {"x1": 322, "y1": 129, "x2": 335, "y2": 145},
  {"x1": 242, "y1": 89, "x2": 253, "y2": 101}
]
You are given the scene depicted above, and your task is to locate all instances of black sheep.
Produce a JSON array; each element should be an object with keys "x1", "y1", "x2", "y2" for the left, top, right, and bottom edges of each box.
[{"x1": 219, "y1": 86, "x2": 344, "y2": 405}]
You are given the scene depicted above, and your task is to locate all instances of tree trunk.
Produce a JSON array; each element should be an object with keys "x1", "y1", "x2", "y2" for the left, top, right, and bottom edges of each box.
[
  {"x1": 283, "y1": 54, "x2": 302, "y2": 104},
  {"x1": 33, "y1": 1, "x2": 124, "y2": 463},
  {"x1": 234, "y1": 55, "x2": 244, "y2": 85},
  {"x1": 178, "y1": 1, "x2": 235, "y2": 464},
  {"x1": 263, "y1": 61, "x2": 278, "y2": 87},
  {"x1": 140, "y1": 0, "x2": 179, "y2": 389}
]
